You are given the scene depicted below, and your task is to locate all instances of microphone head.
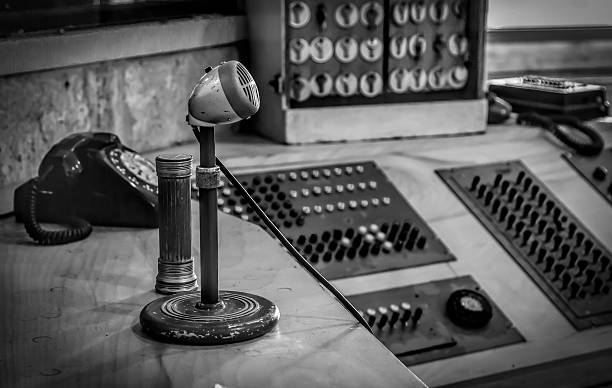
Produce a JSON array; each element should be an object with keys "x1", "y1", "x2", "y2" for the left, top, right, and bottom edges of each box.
[{"x1": 187, "y1": 60, "x2": 260, "y2": 126}]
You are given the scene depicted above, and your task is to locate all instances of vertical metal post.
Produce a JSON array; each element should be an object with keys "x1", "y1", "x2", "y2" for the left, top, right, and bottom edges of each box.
[
  {"x1": 155, "y1": 154, "x2": 198, "y2": 294},
  {"x1": 198, "y1": 128, "x2": 219, "y2": 305}
]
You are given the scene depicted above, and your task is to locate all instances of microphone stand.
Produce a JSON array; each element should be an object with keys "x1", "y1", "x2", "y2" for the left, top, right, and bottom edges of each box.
[{"x1": 140, "y1": 125, "x2": 279, "y2": 345}]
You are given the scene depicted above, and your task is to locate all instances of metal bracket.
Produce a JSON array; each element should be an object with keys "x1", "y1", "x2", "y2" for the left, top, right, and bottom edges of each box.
[{"x1": 196, "y1": 166, "x2": 221, "y2": 189}]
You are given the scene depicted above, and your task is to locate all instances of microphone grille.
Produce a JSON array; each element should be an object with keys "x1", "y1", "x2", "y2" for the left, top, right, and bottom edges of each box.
[{"x1": 236, "y1": 62, "x2": 260, "y2": 109}]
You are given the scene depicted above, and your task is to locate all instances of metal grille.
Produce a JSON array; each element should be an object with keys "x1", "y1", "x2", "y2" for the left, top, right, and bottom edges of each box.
[{"x1": 236, "y1": 62, "x2": 260, "y2": 108}]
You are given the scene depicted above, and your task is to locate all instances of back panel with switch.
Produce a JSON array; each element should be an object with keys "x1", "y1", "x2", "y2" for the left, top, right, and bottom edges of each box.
[
  {"x1": 245, "y1": 0, "x2": 488, "y2": 143},
  {"x1": 348, "y1": 275, "x2": 524, "y2": 365},
  {"x1": 437, "y1": 160, "x2": 612, "y2": 329},
  {"x1": 194, "y1": 160, "x2": 455, "y2": 279}
]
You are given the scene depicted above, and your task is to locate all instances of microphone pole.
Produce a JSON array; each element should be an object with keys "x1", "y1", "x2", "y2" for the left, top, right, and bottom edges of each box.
[{"x1": 140, "y1": 124, "x2": 280, "y2": 346}]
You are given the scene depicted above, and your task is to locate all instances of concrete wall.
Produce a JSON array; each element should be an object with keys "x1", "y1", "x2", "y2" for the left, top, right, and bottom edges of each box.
[{"x1": 0, "y1": 44, "x2": 243, "y2": 188}]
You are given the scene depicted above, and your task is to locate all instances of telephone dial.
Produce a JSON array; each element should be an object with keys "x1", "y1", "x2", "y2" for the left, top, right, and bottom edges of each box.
[{"x1": 14, "y1": 132, "x2": 158, "y2": 245}]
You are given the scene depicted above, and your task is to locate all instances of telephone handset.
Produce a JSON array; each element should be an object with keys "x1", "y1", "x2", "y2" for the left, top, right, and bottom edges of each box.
[{"x1": 14, "y1": 132, "x2": 158, "y2": 245}]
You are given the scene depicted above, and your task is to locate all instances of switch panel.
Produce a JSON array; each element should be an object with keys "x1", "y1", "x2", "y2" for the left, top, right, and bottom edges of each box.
[
  {"x1": 196, "y1": 161, "x2": 455, "y2": 279},
  {"x1": 437, "y1": 161, "x2": 612, "y2": 329},
  {"x1": 284, "y1": 0, "x2": 485, "y2": 108},
  {"x1": 348, "y1": 275, "x2": 524, "y2": 365},
  {"x1": 563, "y1": 147, "x2": 612, "y2": 206}
]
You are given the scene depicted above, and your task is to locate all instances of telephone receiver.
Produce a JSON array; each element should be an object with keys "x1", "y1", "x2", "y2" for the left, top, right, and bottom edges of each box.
[{"x1": 14, "y1": 132, "x2": 159, "y2": 245}]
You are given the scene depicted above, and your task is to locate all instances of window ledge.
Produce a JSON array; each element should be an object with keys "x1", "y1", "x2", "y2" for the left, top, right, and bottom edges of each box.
[{"x1": 0, "y1": 14, "x2": 246, "y2": 76}]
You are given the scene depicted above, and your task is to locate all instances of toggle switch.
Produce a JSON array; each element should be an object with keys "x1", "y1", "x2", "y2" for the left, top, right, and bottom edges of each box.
[
  {"x1": 310, "y1": 36, "x2": 334, "y2": 63},
  {"x1": 335, "y1": 73, "x2": 358, "y2": 97},
  {"x1": 335, "y1": 37, "x2": 358, "y2": 63},
  {"x1": 392, "y1": 2, "x2": 410, "y2": 25},
  {"x1": 447, "y1": 65, "x2": 469, "y2": 89},
  {"x1": 290, "y1": 76, "x2": 311, "y2": 102},
  {"x1": 408, "y1": 68, "x2": 428, "y2": 92},
  {"x1": 389, "y1": 68, "x2": 410, "y2": 94},
  {"x1": 389, "y1": 304, "x2": 400, "y2": 327},
  {"x1": 410, "y1": 0, "x2": 427, "y2": 23},
  {"x1": 411, "y1": 306, "x2": 423, "y2": 327},
  {"x1": 448, "y1": 33, "x2": 468, "y2": 57},
  {"x1": 429, "y1": 1, "x2": 450, "y2": 23},
  {"x1": 452, "y1": 0, "x2": 466, "y2": 18},
  {"x1": 390, "y1": 35, "x2": 408, "y2": 59},
  {"x1": 310, "y1": 73, "x2": 333, "y2": 97},
  {"x1": 289, "y1": 38, "x2": 310, "y2": 64},
  {"x1": 366, "y1": 308, "x2": 377, "y2": 327},
  {"x1": 408, "y1": 34, "x2": 427, "y2": 58},
  {"x1": 360, "y1": 1, "x2": 384, "y2": 29},
  {"x1": 360, "y1": 71, "x2": 383, "y2": 97},
  {"x1": 288, "y1": 1, "x2": 311, "y2": 28},
  {"x1": 400, "y1": 302, "x2": 412, "y2": 325},
  {"x1": 335, "y1": 3, "x2": 359, "y2": 28},
  {"x1": 360, "y1": 37, "x2": 383, "y2": 62},
  {"x1": 428, "y1": 66, "x2": 446, "y2": 90},
  {"x1": 377, "y1": 306, "x2": 389, "y2": 329}
]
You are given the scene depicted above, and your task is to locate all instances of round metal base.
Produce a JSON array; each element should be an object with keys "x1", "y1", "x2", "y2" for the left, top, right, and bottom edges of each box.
[{"x1": 140, "y1": 290, "x2": 280, "y2": 345}]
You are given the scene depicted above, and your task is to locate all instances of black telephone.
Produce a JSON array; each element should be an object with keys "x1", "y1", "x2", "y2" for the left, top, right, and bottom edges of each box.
[{"x1": 14, "y1": 132, "x2": 158, "y2": 245}]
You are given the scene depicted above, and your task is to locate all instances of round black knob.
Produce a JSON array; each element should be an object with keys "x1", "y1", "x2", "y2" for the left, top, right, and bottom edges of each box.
[
  {"x1": 593, "y1": 165, "x2": 608, "y2": 181},
  {"x1": 446, "y1": 289, "x2": 493, "y2": 329}
]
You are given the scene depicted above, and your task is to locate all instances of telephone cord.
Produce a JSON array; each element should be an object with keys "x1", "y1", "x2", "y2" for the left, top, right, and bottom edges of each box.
[{"x1": 23, "y1": 178, "x2": 92, "y2": 245}]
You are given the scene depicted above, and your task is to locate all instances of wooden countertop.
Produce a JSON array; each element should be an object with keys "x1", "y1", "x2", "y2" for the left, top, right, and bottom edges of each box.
[{"x1": 2, "y1": 120, "x2": 612, "y2": 387}]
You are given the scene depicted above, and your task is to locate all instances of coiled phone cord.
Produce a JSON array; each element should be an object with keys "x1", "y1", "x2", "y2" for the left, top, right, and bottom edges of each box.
[
  {"x1": 216, "y1": 157, "x2": 373, "y2": 334},
  {"x1": 516, "y1": 112, "x2": 604, "y2": 156},
  {"x1": 23, "y1": 178, "x2": 92, "y2": 245}
]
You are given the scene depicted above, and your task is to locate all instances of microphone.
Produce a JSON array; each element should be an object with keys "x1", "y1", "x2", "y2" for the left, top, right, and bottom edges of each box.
[
  {"x1": 187, "y1": 60, "x2": 260, "y2": 126},
  {"x1": 140, "y1": 61, "x2": 370, "y2": 346}
]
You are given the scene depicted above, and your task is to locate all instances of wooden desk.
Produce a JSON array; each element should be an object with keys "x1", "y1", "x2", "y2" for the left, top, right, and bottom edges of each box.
[
  {"x1": 2, "y1": 120, "x2": 612, "y2": 387},
  {"x1": 0, "y1": 206, "x2": 424, "y2": 387}
]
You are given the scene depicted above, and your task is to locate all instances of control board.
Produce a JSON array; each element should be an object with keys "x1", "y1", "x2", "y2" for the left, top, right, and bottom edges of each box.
[
  {"x1": 245, "y1": 0, "x2": 487, "y2": 143},
  {"x1": 563, "y1": 147, "x2": 612, "y2": 206},
  {"x1": 437, "y1": 160, "x2": 612, "y2": 329},
  {"x1": 198, "y1": 161, "x2": 455, "y2": 279},
  {"x1": 348, "y1": 275, "x2": 524, "y2": 365},
  {"x1": 286, "y1": 0, "x2": 479, "y2": 107}
]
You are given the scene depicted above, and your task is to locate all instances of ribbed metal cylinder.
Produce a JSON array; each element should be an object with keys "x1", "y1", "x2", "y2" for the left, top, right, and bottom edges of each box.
[{"x1": 155, "y1": 154, "x2": 198, "y2": 294}]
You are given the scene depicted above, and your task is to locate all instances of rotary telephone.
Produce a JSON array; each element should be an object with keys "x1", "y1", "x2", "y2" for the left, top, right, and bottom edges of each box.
[{"x1": 14, "y1": 132, "x2": 158, "y2": 245}]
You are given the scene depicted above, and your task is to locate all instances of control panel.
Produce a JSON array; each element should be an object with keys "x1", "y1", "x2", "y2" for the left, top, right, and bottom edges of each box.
[
  {"x1": 285, "y1": 0, "x2": 483, "y2": 108},
  {"x1": 348, "y1": 275, "x2": 523, "y2": 365},
  {"x1": 563, "y1": 147, "x2": 612, "y2": 206},
  {"x1": 245, "y1": 0, "x2": 487, "y2": 143},
  {"x1": 195, "y1": 161, "x2": 455, "y2": 279},
  {"x1": 437, "y1": 160, "x2": 612, "y2": 329}
]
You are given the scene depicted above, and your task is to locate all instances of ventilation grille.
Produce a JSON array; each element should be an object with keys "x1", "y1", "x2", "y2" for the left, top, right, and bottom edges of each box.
[{"x1": 236, "y1": 62, "x2": 260, "y2": 108}]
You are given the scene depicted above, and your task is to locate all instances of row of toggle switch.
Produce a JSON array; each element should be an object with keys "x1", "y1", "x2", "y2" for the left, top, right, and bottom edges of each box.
[
  {"x1": 300, "y1": 196, "x2": 391, "y2": 214},
  {"x1": 288, "y1": 180, "x2": 378, "y2": 198},
  {"x1": 289, "y1": 1, "x2": 384, "y2": 29},
  {"x1": 362, "y1": 302, "x2": 424, "y2": 330},
  {"x1": 391, "y1": 0, "x2": 466, "y2": 25},
  {"x1": 288, "y1": 1, "x2": 464, "y2": 30},
  {"x1": 291, "y1": 33, "x2": 467, "y2": 65},
  {"x1": 290, "y1": 220, "x2": 428, "y2": 263},
  {"x1": 291, "y1": 66, "x2": 466, "y2": 100},
  {"x1": 290, "y1": 36, "x2": 383, "y2": 64},
  {"x1": 468, "y1": 171, "x2": 612, "y2": 300}
]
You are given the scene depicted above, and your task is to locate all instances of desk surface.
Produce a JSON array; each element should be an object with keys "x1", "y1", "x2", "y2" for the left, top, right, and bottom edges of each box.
[
  {"x1": 0, "y1": 204, "x2": 423, "y2": 387},
  {"x1": 2, "y1": 121, "x2": 612, "y2": 387}
]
